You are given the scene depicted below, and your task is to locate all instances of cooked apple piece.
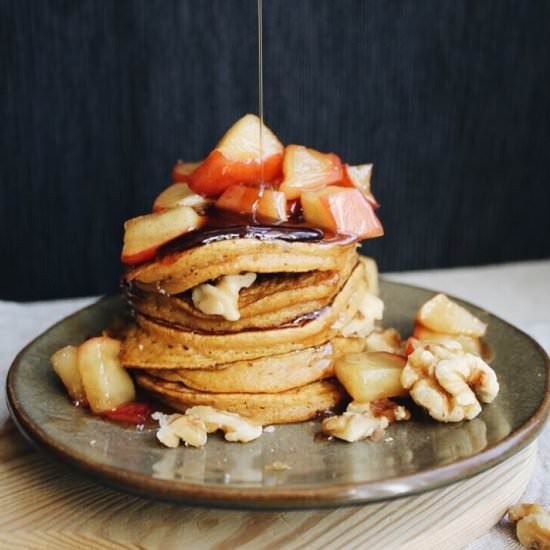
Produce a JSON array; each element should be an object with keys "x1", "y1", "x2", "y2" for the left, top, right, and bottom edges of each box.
[
  {"x1": 152, "y1": 183, "x2": 211, "y2": 212},
  {"x1": 172, "y1": 161, "x2": 201, "y2": 183},
  {"x1": 121, "y1": 206, "x2": 205, "y2": 265},
  {"x1": 77, "y1": 337, "x2": 136, "y2": 414},
  {"x1": 413, "y1": 324, "x2": 482, "y2": 355},
  {"x1": 335, "y1": 352, "x2": 407, "y2": 403},
  {"x1": 51, "y1": 345, "x2": 87, "y2": 404},
  {"x1": 257, "y1": 189, "x2": 288, "y2": 221},
  {"x1": 188, "y1": 114, "x2": 284, "y2": 197},
  {"x1": 342, "y1": 164, "x2": 379, "y2": 207},
  {"x1": 279, "y1": 145, "x2": 343, "y2": 200},
  {"x1": 216, "y1": 184, "x2": 288, "y2": 221},
  {"x1": 301, "y1": 186, "x2": 384, "y2": 239},
  {"x1": 416, "y1": 293, "x2": 487, "y2": 338}
]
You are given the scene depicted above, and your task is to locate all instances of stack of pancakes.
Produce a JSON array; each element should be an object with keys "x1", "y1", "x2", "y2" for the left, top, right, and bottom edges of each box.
[{"x1": 121, "y1": 237, "x2": 381, "y2": 424}]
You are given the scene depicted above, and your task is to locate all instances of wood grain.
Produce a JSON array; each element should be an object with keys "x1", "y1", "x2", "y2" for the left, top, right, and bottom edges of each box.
[{"x1": 0, "y1": 420, "x2": 535, "y2": 550}]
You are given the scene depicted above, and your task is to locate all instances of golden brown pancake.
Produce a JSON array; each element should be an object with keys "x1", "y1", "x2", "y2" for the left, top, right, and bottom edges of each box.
[
  {"x1": 144, "y1": 336, "x2": 369, "y2": 393},
  {"x1": 125, "y1": 238, "x2": 357, "y2": 295},
  {"x1": 127, "y1": 254, "x2": 356, "y2": 333},
  {"x1": 121, "y1": 263, "x2": 367, "y2": 368},
  {"x1": 135, "y1": 373, "x2": 346, "y2": 425}
]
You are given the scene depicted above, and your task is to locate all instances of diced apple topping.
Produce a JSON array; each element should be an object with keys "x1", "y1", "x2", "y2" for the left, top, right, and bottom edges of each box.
[
  {"x1": 121, "y1": 205, "x2": 205, "y2": 265},
  {"x1": 153, "y1": 183, "x2": 212, "y2": 213},
  {"x1": 215, "y1": 184, "x2": 288, "y2": 221},
  {"x1": 416, "y1": 294, "x2": 487, "y2": 338},
  {"x1": 172, "y1": 161, "x2": 201, "y2": 183},
  {"x1": 50, "y1": 345, "x2": 87, "y2": 405},
  {"x1": 279, "y1": 145, "x2": 344, "y2": 200},
  {"x1": 301, "y1": 186, "x2": 384, "y2": 239},
  {"x1": 188, "y1": 114, "x2": 284, "y2": 197},
  {"x1": 342, "y1": 164, "x2": 379, "y2": 207},
  {"x1": 413, "y1": 324, "x2": 482, "y2": 355},
  {"x1": 335, "y1": 352, "x2": 407, "y2": 403},
  {"x1": 77, "y1": 337, "x2": 136, "y2": 414}
]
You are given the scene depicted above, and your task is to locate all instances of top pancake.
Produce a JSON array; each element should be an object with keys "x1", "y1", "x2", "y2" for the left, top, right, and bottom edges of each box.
[{"x1": 124, "y1": 238, "x2": 357, "y2": 295}]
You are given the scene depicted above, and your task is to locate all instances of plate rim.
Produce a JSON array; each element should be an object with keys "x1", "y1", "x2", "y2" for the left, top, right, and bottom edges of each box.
[{"x1": 6, "y1": 281, "x2": 550, "y2": 509}]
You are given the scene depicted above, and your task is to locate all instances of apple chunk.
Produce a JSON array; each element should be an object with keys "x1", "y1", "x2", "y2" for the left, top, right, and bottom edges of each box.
[
  {"x1": 188, "y1": 114, "x2": 284, "y2": 197},
  {"x1": 335, "y1": 352, "x2": 407, "y2": 403},
  {"x1": 172, "y1": 161, "x2": 201, "y2": 183},
  {"x1": 51, "y1": 345, "x2": 87, "y2": 404},
  {"x1": 301, "y1": 186, "x2": 384, "y2": 239},
  {"x1": 77, "y1": 337, "x2": 136, "y2": 414},
  {"x1": 153, "y1": 183, "x2": 211, "y2": 212},
  {"x1": 121, "y1": 206, "x2": 205, "y2": 265},
  {"x1": 279, "y1": 145, "x2": 344, "y2": 200},
  {"x1": 215, "y1": 184, "x2": 288, "y2": 221},
  {"x1": 342, "y1": 164, "x2": 379, "y2": 207},
  {"x1": 416, "y1": 293, "x2": 487, "y2": 338}
]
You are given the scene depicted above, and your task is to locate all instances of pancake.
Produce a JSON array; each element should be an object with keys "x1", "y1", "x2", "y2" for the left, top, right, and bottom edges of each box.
[
  {"x1": 125, "y1": 238, "x2": 357, "y2": 295},
  {"x1": 142, "y1": 336, "x2": 369, "y2": 394},
  {"x1": 135, "y1": 373, "x2": 346, "y2": 425},
  {"x1": 121, "y1": 263, "x2": 367, "y2": 368},
  {"x1": 145, "y1": 344, "x2": 334, "y2": 393},
  {"x1": 127, "y1": 255, "x2": 356, "y2": 333}
]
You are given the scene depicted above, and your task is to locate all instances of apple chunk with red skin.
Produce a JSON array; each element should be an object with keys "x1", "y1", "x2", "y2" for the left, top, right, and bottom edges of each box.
[
  {"x1": 342, "y1": 163, "x2": 379, "y2": 208},
  {"x1": 153, "y1": 183, "x2": 212, "y2": 212},
  {"x1": 279, "y1": 145, "x2": 344, "y2": 200},
  {"x1": 121, "y1": 206, "x2": 205, "y2": 265},
  {"x1": 172, "y1": 161, "x2": 201, "y2": 183},
  {"x1": 301, "y1": 186, "x2": 383, "y2": 239},
  {"x1": 215, "y1": 184, "x2": 288, "y2": 221},
  {"x1": 188, "y1": 114, "x2": 284, "y2": 197}
]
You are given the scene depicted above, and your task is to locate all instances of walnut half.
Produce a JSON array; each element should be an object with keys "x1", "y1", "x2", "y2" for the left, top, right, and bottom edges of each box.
[
  {"x1": 508, "y1": 503, "x2": 550, "y2": 550},
  {"x1": 401, "y1": 341, "x2": 498, "y2": 422}
]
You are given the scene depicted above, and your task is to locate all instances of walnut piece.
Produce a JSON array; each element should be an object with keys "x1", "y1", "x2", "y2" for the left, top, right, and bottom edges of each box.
[
  {"x1": 401, "y1": 342, "x2": 499, "y2": 422},
  {"x1": 509, "y1": 503, "x2": 550, "y2": 550},
  {"x1": 191, "y1": 272, "x2": 257, "y2": 321},
  {"x1": 153, "y1": 406, "x2": 262, "y2": 447},
  {"x1": 322, "y1": 399, "x2": 410, "y2": 443},
  {"x1": 153, "y1": 412, "x2": 208, "y2": 448},
  {"x1": 186, "y1": 406, "x2": 263, "y2": 443}
]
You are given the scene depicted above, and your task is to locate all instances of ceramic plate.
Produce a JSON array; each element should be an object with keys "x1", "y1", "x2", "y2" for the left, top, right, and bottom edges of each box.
[{"x1": 6, "y1": 281, "x2": 550, "y2": 509}]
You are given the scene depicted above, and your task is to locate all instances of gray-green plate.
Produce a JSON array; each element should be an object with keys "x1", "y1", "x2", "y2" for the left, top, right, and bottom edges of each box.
[{"x1": 6, "y1": 281, "x2": 550, "y2": 509}]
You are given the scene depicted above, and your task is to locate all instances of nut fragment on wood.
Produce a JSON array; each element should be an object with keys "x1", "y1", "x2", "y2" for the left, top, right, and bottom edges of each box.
[{"x1": 508, "y1": 503, "x2": 550, "y2": 550}]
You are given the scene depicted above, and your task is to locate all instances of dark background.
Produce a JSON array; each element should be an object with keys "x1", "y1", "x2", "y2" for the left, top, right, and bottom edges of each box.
[{"x1": 1, "y1": 0, "x2": 549, "y2": 300}]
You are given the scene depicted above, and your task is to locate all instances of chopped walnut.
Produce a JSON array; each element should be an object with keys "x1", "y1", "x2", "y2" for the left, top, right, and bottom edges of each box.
[
  {"x1": 186, "y1": 406, "x2": 263, "y2": 443},
  {"x1": 401, "y1": 342, "x2": 499, "y2": 422},
  {"x1": 153, "y1": 412, "x2": 208, "y2": 448},
  {"x1": 509, "y1": 503, "x2": 550, "y2": 550},
  {"x1": 153, "y1": 406, "x2": 262, "y2": 447},
  {"x1": 322, "y1": 399, "x2": 410, "y2": 443},
  {"x1": 191, "y1": 272, "x2": 257, "y2": 321}
]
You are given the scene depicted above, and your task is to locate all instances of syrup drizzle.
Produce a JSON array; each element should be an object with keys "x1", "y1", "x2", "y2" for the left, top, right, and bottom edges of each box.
[{"x1": 252, "y1": 0, "x2": 265, "y2": 223}]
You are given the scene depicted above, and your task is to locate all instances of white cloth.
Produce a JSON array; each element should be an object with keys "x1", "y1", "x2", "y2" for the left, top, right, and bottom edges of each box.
[{"x1": 1, "y1": 260, "x2": 549, "y2": 548}]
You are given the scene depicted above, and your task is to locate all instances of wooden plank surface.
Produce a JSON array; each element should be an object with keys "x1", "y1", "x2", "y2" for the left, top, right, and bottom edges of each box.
[{"x1": 0, "y1": 420, "x2": 534, "y2": 549}]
